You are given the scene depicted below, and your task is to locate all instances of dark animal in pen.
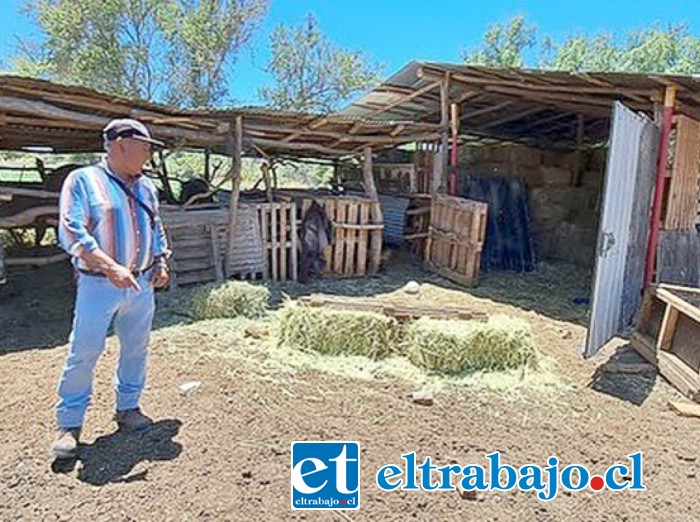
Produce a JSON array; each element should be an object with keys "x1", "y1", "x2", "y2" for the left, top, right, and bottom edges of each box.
[
  {"x1": 298, "y1": 201, "x2": 334, "y2": 283},
  {"x1": 180, "y1": 178, "x2": 214, "y2": 205}
]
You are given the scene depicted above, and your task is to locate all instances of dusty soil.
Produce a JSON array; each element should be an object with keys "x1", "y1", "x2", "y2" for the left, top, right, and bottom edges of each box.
[{"x1": 1, "y1": 259, "x2": 699, "y2": 521}]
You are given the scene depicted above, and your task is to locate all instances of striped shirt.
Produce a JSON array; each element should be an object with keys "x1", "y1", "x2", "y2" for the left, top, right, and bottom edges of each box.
[{"x1": 58, "y1": 161, "x2": 170, "y2": 272}]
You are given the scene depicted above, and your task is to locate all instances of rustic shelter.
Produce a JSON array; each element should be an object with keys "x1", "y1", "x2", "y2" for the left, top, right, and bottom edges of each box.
[
  {"x1": 0, "y1": 74, "x2": 440, "y2": 287},
  {"x1": 341, "y1": 61, "x2": 700, "y2": 362}
]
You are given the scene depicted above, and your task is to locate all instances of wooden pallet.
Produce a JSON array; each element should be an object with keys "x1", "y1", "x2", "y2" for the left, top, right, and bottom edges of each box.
[
  {"x1": 257, "y1": 202, "x2": 298, "y2": 282},
  {"x1": 298, "y1": 196, "x2": 383, "y2": 277},
  {"x1": 424, "y1": 195, "x2": 488, "y2": 287},
  {"x1": 632, "y1": 284, "x2": 700, "y2": 402},
  {"x1": 298, "y1": 295, "x2": 488, "y2": 322}
]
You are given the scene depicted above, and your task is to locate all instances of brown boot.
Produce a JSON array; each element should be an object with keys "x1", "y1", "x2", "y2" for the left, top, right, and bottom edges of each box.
[
  {"x1": 114, "y1": 408, "x2": 153, "y2": 432},
  {"x1": 52, "y1": 428, "x2": 81, "y2": 460}
]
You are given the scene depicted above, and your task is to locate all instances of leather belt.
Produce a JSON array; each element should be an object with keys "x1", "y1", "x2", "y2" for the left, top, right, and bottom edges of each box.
[{"x1": 77, "y1": 262, "x2": 155, "y2": 279}]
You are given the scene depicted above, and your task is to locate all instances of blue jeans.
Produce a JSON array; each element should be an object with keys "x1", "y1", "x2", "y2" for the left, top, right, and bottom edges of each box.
[{"x1": 56, "y1": 272, "x2": 155, "y2": 429}]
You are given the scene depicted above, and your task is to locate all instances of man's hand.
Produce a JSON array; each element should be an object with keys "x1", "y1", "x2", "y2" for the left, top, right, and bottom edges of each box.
[
  {"x1": 151, "y1": 263, "x2": 170, "y2": 289},
  {"x1": 106, "y1": 264, "x2": 141, "y2": 291}
]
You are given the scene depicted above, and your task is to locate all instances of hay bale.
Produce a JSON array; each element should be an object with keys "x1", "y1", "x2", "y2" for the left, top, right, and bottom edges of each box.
[
  {"x1": 185, "y1": 281, "x2": 269, "y2": 319},
  {"x1": 406, "y1": 315, "x2": 538, "y2": 373},
  {"x1": 278, "y1": 302, "x2": 398, "y2": 359}
]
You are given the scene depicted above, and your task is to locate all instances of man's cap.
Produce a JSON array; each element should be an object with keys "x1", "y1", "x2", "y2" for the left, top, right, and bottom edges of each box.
[{"x1": 102, "y1": 119, "x2": 165, "y2": 147}]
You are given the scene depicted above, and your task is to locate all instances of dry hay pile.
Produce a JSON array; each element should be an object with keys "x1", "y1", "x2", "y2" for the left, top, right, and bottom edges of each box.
[
  {"x1": 405, "y1": 315, "x2": 538, "y2": 374},
  {"x1": 277, "y1": 302, "x2": 398, "y2": 359},
  {"x1": 172, "y1": 281, "x2": 270, "y2": 320}
]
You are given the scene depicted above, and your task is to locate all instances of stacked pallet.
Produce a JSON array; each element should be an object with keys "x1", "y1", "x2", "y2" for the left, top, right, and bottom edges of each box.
[
  {"x1": 424, "y1": 195, "x2": 488, "y2": 287},
  {"x1": 633, "y1": 284, "x2": 700, "y2": 402},
  {"x1": 298, "y1": 196, "x2": 383, "y2": 277}
]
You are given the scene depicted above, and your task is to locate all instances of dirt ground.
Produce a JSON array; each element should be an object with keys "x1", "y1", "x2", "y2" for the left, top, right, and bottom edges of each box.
[{"x1": 1, "y1": 257, "x2": 699, "y2": 521}]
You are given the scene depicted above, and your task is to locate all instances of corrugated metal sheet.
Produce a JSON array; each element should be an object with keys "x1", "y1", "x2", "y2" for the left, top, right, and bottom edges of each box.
[
  {"x1": 378, "y1": 195, "x2": 410, "y2": 246},
  {"x1": 225, "y1": 205, "x2": 265, "y2": 275},
  {"x1": 585, "y1": 102, "x2": 657, "y2": 357}
]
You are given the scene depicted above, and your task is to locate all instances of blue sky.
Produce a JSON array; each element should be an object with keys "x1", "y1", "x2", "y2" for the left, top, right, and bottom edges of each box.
[{"x1": 1, "y1": 0, "x2": 699, "y2": 106}]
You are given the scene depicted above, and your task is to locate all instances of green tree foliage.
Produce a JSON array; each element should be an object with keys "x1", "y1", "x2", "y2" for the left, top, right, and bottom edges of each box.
[
  {"x1": 14, "y1": 0, "x2": 267, "y2": 106},
  {"x1": 462, "y1": 15, "x2": 536, "y2": 68},
  {"x1": 464, "y1": 16, "x2": 700, "y2": 74},
  {"x1": 259, "y1": 13, "x2": 383, "y2": 113}
]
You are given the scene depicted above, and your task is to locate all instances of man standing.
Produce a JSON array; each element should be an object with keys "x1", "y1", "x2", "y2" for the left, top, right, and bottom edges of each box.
[{"x1": 52, "y1": 119, "x2": 171, "y2": 459}]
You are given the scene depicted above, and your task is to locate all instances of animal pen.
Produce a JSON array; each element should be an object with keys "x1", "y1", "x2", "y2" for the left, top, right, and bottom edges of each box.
[{"x1": 0, "y1": 75, "x2": 447, "y2": 292}]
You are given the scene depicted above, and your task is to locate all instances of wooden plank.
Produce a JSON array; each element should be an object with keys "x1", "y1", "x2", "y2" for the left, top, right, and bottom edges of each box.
[
  {"x1": 668, "y1": 400, "x2": 700, "y2": 417},
  {"x1": 344, "y1": 202, "x2": 359, "y2": 275},
  {"x1": 280, "y1": 204, "x2": 288, "y2": 282},
  {"x1": 665, "y1": 115, "x2": 700, "y2": 230},
  {"x1": 271, "y1": 203, "x2": 278, "y2": 281},
  {"x1": 177, "y1": 258, "x2": 215, "y2": 272},
  {"x1": 260, "y1": 206, "x2": 269, "y2": 280},
  {"x1": 334, "y1": 200, "x2": 347, "y2": 274},
  {"x1": 658, "y1": 350, "x2": 700, "y2": 402},
  {"x1": 657, "y1": 304, "x2": 680, "y2": 352},
  {"x1": 656, "y1": 287, "x2": 700, "y2": 325},
  {"x1": 210, "y1": 225, "x2": 224, "y2": 281},
  {"x1": 357, "y1": 203, "x2": 370, "y2": 276},
  {"x1": 290, "y1": 202, "x2": 298, "y2": 281},
  {"x1": 631, "y1": 331, "x2": 658, "y2": 364},
  {"x1": 657, "y1": 230, "x2": 700, "y2": 286}
]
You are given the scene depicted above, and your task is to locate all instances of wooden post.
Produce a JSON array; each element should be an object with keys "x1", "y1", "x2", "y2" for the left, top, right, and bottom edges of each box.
[
  {"x1": 261, "y1": 161, "x2": 273, "y2": 202},
  {"x1": 435, "y1": 72, "x2": 451, "y2": 197},
  {"x1": 204, "y1": 149, "x2": 211, "y2": 183},
  {"x1": 225, "y1": 116, "x2": 243, "y2": 278},
  {"x1": 645, "y1": 85, "x2": 677, "y2": 286},
  {"x1": 363, "y1": 146, "x2": 383, "y2": 273},
  {"x1": 449, "y1": 101, "x2": 460, "y2": 195},
  {"x1": 572, "y1": 115, "x2": 585, "y2": 187}
]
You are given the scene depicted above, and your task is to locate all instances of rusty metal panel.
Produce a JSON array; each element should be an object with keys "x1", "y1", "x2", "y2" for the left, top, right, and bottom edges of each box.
[{"x1": 584, "y1": 102, "x2": 658, "y2": 357}]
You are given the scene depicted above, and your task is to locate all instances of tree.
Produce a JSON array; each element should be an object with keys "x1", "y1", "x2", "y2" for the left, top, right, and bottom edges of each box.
[
  {"x1": 464, "y1": 16, "x2": 700, "y2": 75},
  {"x1": 14, "y1": 0, "x2": 268, "y2": 106},
  {"x1": 158, "y1": 0, "x2": 267, "y2": 107},
  {"x1": 462, "y1": 15, "x2": 536, "y2": 68},
  {"x1": 544, "y1": 24, "x2": 700, "y2": 74},
  {"x1": 259, "y1": 14, "x2": 383, "y2": 113}
]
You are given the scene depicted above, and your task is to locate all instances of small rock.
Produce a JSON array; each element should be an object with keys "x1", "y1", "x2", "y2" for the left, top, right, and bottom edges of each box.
[
  {"x1": 411, "y1": 390, "x2": 433, "y2": 406},
  {"x1": 178, "y1": 381, "x2": 202, "y2": 396},
  {"x1": 561, "y1": 330, "x2": 572, "y2": 340},
  {"x1": 403, "y1": 281, "x2": 421, "y2": 294},
  {"x1": 457, "y1": 485, "x2": 482, "y2": 501}
]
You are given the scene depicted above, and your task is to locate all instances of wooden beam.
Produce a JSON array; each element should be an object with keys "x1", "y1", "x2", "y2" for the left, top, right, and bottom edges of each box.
[
  {"x1": 390, "y1": 124, "x2": 405, "y2": 137},
  {"x1": 308, "y1": 117, "x2": 329, "y2": 129},
  {"x1": 368, "y1": 80, "x2": 441, "y2": 117},
  {"x1": 225, "y1": 116, "x2": 243, "y2": 278},
  {"x1": 474, "y1": 107, "x2": 544, "y2": 130},
  {"x1": 463, "y1": 101, "x2": 514, "y2": 120},
  {"x1": 419, "y1": 66, "x2": 657, "y2": 98}
]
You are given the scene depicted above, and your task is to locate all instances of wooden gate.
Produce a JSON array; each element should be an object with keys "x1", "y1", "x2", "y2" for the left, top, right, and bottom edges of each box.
[{"x1": 424, "y1": 195, "x2": 488, "y2": 287}]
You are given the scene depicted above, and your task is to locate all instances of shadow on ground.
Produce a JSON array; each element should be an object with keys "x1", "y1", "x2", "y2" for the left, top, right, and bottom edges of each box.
[{"x1": 50, "y1": 419, "x2": 183, "y2": 485}]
